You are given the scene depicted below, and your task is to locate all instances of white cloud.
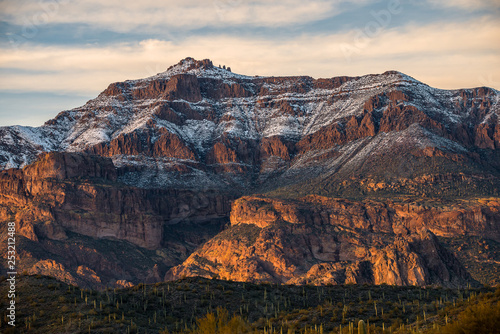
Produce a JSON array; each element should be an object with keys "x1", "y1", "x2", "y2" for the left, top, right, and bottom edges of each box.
[
  {"x1": 0, "y1": 17, "x2": 499, "y2": 97},
  {"x1": 0, "y1": 0, "x2": 366, "y2": 32}
]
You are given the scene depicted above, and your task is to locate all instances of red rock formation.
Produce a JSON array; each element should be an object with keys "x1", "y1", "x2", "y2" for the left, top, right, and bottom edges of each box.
[
  {"x1": 230, "y1": 196, "x2": 500, "y2": 241},
  {"x1": 167, "y1": 195, "x2": 484, "y2": 286},
  {"x1": 258, "y1": 136, "x2": 292, "y2": 161},
  {"x1": 475, "y1": 121, "x2": 498, "y2": 149},
  {"x1": 199, "y1": 78, "x2": 253, "y2": 99},
  {"x1": 131, "y1": 74, "x2": 202, "y2": 102},
  {"x1": 152, "y1": 104, "x2": 183, "y2": 125},
  {"x1": 87, "y1": 129, "x2": 196, "y2": 160},
  {"x1": 313, "y1": 76, "x2": 353, "y2": 90},
  {"x1": 205, "y1": 142, "x2": 238, "y2": 165},
  {"x1": 0, "y1": 152, "x2": 233, "y2": 250},
  {"x1": 24, "y1": 151, "x2": 117, "y2": 181},
  {"x1": 100, "y1": 82, "x2": 129, "y2": 101}
]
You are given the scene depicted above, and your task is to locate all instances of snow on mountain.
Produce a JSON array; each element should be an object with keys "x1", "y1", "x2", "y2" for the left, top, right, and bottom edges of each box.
[{"x1": 1, "y1": 57, "x2": 499, "y2": 190}]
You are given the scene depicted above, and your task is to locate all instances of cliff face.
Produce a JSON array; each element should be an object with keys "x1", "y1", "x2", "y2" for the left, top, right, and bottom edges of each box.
[
  {"x1": 0, "y1": 152, "x2": 233, "y2": 288},
  {"x1": 167, "y1": 196, "x2": 493, "y2": 286},
  {"x1": 0, "y1": 58, "x2": 499, "y2": 288},
  {"x1": 1, "y1": 58, "x2": 498, "y2": 194},
  {"x1": 167, "y1": 226, "x2": 470, "y2": 286},
  {"x1": 230, "y1": 196, "x2": 500, "y2": 241},
  {"x1": 1, "y1": 152, "x2": 232, "y2": 249}
]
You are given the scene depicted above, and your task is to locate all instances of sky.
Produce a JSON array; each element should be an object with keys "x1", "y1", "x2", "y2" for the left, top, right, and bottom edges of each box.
[{"x1": 0, "y1": 0, "x2": 499, "y2": 126}]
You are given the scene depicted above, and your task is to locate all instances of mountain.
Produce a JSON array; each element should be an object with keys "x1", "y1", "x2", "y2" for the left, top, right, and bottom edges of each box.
[{"x1": 1, "y1": 57, "x2": 499, "y2": 288}]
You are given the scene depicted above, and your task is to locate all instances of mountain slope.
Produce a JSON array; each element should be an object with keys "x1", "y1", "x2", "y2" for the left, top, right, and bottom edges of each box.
[
  {"x1": 1, "y1": 57, "x2": 499, "y2": 193},
  {"x1": 1, "y1": 57, "x2": 499, "y2": 288}
]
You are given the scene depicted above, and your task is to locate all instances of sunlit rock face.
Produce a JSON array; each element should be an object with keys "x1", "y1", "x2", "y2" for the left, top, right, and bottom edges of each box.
[{"x1": 1, "y1": 58, "x2": 499, "y2": 288}]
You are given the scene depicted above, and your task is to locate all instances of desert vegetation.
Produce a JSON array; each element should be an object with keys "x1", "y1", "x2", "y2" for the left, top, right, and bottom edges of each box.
[{"x1": 1, "y1": 275, "x2": 498, "y2": 333}]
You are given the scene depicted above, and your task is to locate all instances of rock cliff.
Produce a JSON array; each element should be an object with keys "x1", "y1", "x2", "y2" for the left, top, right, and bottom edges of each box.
[
  {"x1": 167, "y1": 195, "x2": 497, "y2": 286},
  {"x1": 1, "y1": 57, "x2": 499, "y2": 288},
  {"x1": 0, "y1": 58, "x2": 498, "y2": 194},
  {"x1": 0, "y1": 152, "x2": 232, "y2": 287}
]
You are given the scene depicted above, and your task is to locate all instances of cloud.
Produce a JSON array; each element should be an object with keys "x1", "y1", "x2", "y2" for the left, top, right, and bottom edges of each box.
[
  {"x1": 1, "y1": 15, "x2": 499, "y2": 97},
  {"x1": 425, "y1": 0, "x2": 500, "y2": 10},
  {"x1": 0, "y1": 0, "x2": 368, "y2": 33},
  {"x1": 1, "y1": 0, "x2": 499, "y2": 127}
]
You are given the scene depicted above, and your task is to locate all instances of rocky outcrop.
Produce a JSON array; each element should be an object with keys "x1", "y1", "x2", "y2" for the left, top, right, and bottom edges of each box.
[
  {"x1": 230, "y1": 196, "x2": 500, "y2": 241},
  {"x1": 24, "y1": 151, "x2": 117, "y2": 181},
  {"x1": 87, "y1": 129, "x2": 196, "y2": 159},
  {"x1": 206, "y1": 142, "x2": 239, "y2": 165},
  {"x1": 167, "y1": 196, "x2": 483, "y2": 286},
  {"x1": 199, "y1": 78, "x2": 253, "y2": 99},
  {"x1": 259, "y1": 136, "x2": 292, "y2": 161},
  {"x1": 0, "y1": 152, "x2": 233, "y2": 250},
  {"x1": 128, "y1": 74, "x2": 202, "y2": 102},
  {"x1": 166, "y1": 220, "x2": 473, "y2": 287},
  {"x1": 474, "y1": 118, "x2": 500, "y2": 149}
]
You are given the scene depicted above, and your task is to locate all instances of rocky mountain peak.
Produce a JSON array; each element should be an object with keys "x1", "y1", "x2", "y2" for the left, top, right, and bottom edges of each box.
[
  {"x1": 166, "y1": 57, "x2": 214, "y2": 73},
  {"x1": 147, "y1": 57, "x2": 241, "y2": 83},
  {"x1": 0, "y1": 58, "x2": 499, "y2": 191},
  {"x1": 381, "y1": 70, "x2": 421, "y2": 84}
]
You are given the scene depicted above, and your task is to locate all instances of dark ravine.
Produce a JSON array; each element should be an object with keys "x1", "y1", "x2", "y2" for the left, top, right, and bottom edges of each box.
[{"x1": 0, "y1": 57, "x2": 499, "y2": 288}]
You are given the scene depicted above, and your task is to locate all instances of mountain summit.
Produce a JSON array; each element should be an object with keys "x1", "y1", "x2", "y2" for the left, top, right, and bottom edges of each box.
[
  {"x1": 1, "y1": 58, "x2": 499, "y2": 288},
  {"x1": 1, "y1": 57, "x2": 498, "y2": 192}
]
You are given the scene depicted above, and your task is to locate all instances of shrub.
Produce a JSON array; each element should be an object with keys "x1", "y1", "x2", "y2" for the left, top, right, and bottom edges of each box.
[
  {"x1": 439, "y1": 300, "x2": 500, "y2": 334},
  {"x1": 191, "y1": 308, "x2": 251, "y2": 334}
]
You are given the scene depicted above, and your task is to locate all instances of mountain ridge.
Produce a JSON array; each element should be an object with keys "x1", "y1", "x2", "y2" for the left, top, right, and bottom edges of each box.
[
  {"x1": 1, "y1": 57, "x2": 499, "y2": 288},
  {"x1": 1, "y1": 57, "x2": 498, "y2": 193}
]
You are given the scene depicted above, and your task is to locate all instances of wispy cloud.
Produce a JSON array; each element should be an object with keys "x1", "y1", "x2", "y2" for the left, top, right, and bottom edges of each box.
[
  {"x1": 1, "y1": 16, "x2": 498, "y2": 95},
  {"x1": 0, "y1": 0, "x2": 368, "y2": 32},
  {"x1": 1, "y1": 0, "x2": 499, "y2": 125},
  {"x1": 426, "y1": 0, "x2": 500, "y2": 10}
]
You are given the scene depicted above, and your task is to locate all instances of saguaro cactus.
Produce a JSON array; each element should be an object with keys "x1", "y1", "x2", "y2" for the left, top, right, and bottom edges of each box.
[{"x1": 358, "y1": 320, "x2": 367, "y2": 334}]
